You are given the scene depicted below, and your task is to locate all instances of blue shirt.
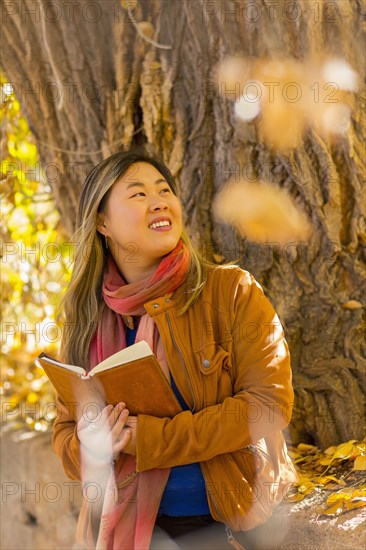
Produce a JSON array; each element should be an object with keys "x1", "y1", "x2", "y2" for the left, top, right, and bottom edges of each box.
[{"x1": 125, "y1": 324, "x2": 210, "y2": 517}]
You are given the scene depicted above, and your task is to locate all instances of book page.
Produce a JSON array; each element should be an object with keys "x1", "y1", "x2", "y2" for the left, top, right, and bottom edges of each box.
[
  {"x1": 90, "y1": 340, "x2": 154, "y2": 375},
  {"x1": 35, "y1": 355, "x2": 86, "y2": 376}
]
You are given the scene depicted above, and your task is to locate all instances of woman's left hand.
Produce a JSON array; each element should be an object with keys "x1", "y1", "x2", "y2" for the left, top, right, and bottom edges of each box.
[{"x1": 122, "y1": 415, "x2": 137, "y2": 456}]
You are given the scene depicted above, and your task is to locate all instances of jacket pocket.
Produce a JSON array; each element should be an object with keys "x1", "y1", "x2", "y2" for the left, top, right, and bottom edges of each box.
[
  {"x1": 194, "y1": 344, "x2": 233, "y2": 406},
  {"x1": 195, "y1": 343, "x2": 231, "y2": 376}
]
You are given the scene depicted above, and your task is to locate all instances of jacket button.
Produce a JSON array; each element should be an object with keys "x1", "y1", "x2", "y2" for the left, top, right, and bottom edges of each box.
[
  {"x1": 202, "y1": 359, "x2": 210, "y2": 368},
  {"x1": 153, "y1": 303, "x2": 159, "y2": 309},
  {"x1": 165, "y1": 298, "x2": 171, "y2": 302}
]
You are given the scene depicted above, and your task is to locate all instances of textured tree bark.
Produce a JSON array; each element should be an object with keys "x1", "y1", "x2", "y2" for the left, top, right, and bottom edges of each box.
[{"x1": 2, "y1": 0, "x2": 365, "y2": 447}]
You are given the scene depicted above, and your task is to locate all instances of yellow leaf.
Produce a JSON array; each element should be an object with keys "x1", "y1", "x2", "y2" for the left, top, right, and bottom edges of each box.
[
  {"x1": 319, "y1": 457, "x2": 333, "y2": 466},
  {"x1": 341, "y1": 300, "x2": 363, "y2": 309},
  {"x1": 345, "y1": 500, "x2": 366, "y2": 511},
  {"x1": 297, "y1": 443, "x2": 317, "y2": 453},
  {"x1": 314, "y1": 475, "x2": 346, "y2": 486},
  {"x1": 353, "y1": 455, "x2": 366, "y2": 471},
  {"x1": 213, "y1": 180, "x2": 313, "y2": 245},
  {"x1": 295, "y1": 477, "x2": 316, "y2": 494},
  {"x1": 320, "y1": 500, "x2": 346, "y2": 516},
  {"x1": 354, "y1": 443, "x2": 366, "y2": 456},
  {"x1": 326, "y1": 487, "x2": 361, "y2": 504},
  {"x1": 288, "y1": 450, "x2": 301, "y2": 459},
  {"x1": 331, "y1": 440, "x2": 357, "y2": 461},
  {"x1": 324, "y1": 445, "x2": 337, "y2": 455},
  {"x1": 286, "y1": 492, "x2": 306, "y2": 502}
]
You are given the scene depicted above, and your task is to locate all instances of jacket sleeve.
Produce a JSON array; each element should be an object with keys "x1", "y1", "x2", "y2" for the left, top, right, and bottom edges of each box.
[
  {"x1": 52, "y1": 394, "x2": 82, "y2": 481},
  {"x1": 136, "y1": 270, "x2": 294, "y2": 472}
]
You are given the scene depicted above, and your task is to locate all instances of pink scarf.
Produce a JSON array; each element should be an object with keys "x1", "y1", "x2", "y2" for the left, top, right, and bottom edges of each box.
[
  {"x1": 76, "y1": 239, "x2": 190, "y2": 550},
  {"x1": 103, "y1": 238, "x2": 189, "y2": 314}
]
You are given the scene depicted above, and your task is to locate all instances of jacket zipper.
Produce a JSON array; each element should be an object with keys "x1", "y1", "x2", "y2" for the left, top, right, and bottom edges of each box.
[
  {"x1": 207, "y1": 479, "x2": 243, "y2": 549},
  {"x1": 166, "y1": 312, "x2": 243, "y2": 548},
  {"x1": 165, "y1": 311, "x2": 196, "y2": 413}
]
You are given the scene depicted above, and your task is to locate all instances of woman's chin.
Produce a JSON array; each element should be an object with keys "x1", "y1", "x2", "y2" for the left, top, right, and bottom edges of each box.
[{"x1": 154, "y1": 239, "x2": 180, "y2": 257}]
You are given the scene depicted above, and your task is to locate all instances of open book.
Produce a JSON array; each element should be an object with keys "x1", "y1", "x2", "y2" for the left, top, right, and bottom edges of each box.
[{"x1": 36, "y1": 340, "x2": 182, "y2": 418}]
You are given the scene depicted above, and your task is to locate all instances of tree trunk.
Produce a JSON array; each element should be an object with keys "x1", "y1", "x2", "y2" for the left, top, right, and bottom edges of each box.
[{"x1": 2, "y1": 0, "x2": 365, "y2": 447}]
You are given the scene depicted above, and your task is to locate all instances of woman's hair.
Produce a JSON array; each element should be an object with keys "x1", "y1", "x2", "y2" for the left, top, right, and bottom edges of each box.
[{"x1": 60, "y1": 149, "x2": 219, "y2": 368}]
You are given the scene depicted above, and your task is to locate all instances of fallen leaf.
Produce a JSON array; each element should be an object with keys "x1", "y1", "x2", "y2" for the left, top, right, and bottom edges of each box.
[
  {"x1": 327, "y1": 488, "x2": 356, "y2": 503},
  {"x1": 354, "y1": 443, "x2": 366, "y2": 456},
  {"x1": 320, "y1": 498, "x2": 366, "y2": 516},
  {"x1": 319, "y1": 457, "x2": 333, "y2": 466},
  {"x1": 353, "y1": 455, "x2": 366, "y2": 471},
  {"x1": 345, "y1": 500, "x2": 366, "y2": 511},
  {"x1": 293, "y1": 476, "x2": 316, "y2": 496},
  {"x1": 341, "y1": 300, "x2": 363, "y2": 309},
  {"x1": 331, "y1": 441, "x2": 357, "y2": 461},
  {"x1": 321, "y1": 502, "x2": 345, "y2": 515},
  {"x1": 324, "y1": 445, "x2": 337, "y2": 455},
  {"x1": 314, "y1": 475, "x2": 346, "y2": 486},
  {"x1": 297, "y1": 443, "x2": 318, "y2": 453},
  {"x1": 286, "y1": 492, "x2": 306, "y2": 502},
  {"x1": 288, "y1": 450, "x2": 301, "y2": 459}
]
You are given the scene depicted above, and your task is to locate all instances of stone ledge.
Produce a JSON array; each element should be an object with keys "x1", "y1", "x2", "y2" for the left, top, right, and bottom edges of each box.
[
  {"x1": 1, "y1": 429, "x2": 82, "y2": 550},
  {"x1": 1, "y1": 430, "x2": 365, "y2": 550}
]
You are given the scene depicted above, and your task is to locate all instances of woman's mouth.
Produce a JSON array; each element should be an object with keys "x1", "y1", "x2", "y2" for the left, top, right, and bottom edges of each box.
[{"x1": 148, "y1": 220, "x2": 172, "y2": 231}]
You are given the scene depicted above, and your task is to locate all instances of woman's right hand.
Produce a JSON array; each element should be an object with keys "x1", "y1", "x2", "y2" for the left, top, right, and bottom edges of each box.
[{"x1": 77, "y1": 402, "x2": 132, "y2": 465}]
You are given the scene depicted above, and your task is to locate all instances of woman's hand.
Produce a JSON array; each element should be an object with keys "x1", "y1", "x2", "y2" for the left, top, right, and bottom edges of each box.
[
  {"x1": 122, "y1": 415, "x2": 137, "y2": 456},
  {"x1": 77, "y1": 402, "x2": 133, "y2": 464}
]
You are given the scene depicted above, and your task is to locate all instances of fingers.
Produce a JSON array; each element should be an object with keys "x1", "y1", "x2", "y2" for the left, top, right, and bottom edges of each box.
[
  {"x1": 109, "y1": 405, "x2": 130, "y2": 440},
  {"x1": 110, "y1": 406, "x2": 135, "y2": 459},
  {"x1": 112, "y1": 429, "x2": 132, "y2": 458},
  {"x1": 106, "y1": 402, "x2": 128, "y2": 427},
  {"x1": 77, "y1": 406, "x2": 136, "y2": 462}
]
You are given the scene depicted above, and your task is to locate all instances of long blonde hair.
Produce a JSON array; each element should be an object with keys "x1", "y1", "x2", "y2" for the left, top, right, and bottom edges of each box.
[{"x1": 60, "y1": 149, "x2": 219, "y2": 369}]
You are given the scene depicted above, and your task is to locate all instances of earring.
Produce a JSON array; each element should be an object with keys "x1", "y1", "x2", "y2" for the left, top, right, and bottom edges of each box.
[{"x1": 104, "y1": 236, "x2": 109, "y2": 250}]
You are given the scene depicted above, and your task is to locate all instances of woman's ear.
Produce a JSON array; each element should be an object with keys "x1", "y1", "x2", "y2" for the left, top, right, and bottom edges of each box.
[{"x1": 96, "y1": 213, "x2": 109, "y2": 237}]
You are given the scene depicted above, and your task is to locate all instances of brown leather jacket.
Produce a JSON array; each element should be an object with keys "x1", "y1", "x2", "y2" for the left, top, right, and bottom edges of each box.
[{"x1": 53, "y1": 265, "x2": 298, "y2": 532}]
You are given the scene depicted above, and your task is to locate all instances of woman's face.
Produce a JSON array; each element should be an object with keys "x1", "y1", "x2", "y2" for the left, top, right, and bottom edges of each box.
[{"x1": 97, "y1": 162, "x2": 183, "y2": 280}]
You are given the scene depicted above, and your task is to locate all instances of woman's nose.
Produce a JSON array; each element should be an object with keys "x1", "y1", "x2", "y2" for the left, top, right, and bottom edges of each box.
[{"x1": 149, "y1": 198, "x2": 168, "y2": 211}]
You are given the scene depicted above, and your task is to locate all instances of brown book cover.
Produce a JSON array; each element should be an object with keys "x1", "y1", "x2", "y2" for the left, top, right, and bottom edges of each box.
[{"x1": 35, "y1": 340, "x2": 182, "y2": 418}]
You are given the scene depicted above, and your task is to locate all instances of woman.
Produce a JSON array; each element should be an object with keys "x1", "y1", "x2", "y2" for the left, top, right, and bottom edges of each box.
[{"x1": 53, "y1": 149, "x2": 298, "y2": 550}]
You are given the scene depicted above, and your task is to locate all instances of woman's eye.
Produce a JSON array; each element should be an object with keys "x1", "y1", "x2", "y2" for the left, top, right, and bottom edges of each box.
[
  {"x1": 161, "y1": 188, "x2": 171, "y2": 193},
  {"x1": 132, "y1": 192, "x2": 146, "y2": 197}
]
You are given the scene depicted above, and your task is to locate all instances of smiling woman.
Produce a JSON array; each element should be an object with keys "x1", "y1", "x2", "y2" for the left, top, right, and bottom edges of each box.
[
  {"x1": 96, "y1": 162, "x2": 183, "y2": 283},
  {"x1": 52, "y1": 148, "x2": 298, "y2": 550}
]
